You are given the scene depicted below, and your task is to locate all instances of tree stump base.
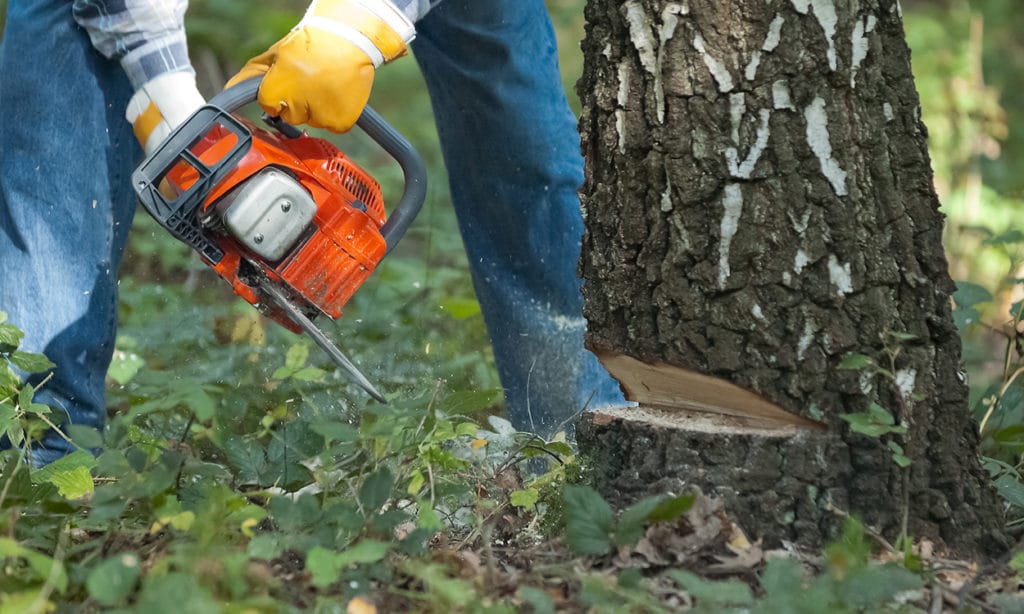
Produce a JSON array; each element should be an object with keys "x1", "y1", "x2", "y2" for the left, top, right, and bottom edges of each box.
[{"x1": 576, "y1": 406, "x2": 1008, "y2": 557}]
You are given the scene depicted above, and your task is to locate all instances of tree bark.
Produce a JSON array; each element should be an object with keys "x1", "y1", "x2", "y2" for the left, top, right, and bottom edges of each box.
[{"x1": 575, "y1": 0, "x2": 1007, "y2": 556}]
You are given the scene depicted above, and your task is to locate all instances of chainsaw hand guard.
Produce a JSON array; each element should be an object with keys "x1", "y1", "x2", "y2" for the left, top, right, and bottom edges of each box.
[{"x1": 132, "y1": 106, "x2": 254, "y2": 264}]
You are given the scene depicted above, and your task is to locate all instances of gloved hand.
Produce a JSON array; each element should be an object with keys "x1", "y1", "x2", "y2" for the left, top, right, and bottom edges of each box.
[
  {"x1": 126, "y1": 71, "x2": 206, "y2": 155},
  {"x1": 225, "y1": 0, "x2": 415, "y2": 133}
]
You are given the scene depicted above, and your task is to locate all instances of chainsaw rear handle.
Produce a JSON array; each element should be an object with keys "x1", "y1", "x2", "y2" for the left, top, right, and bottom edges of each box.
[{"x1": 209, "y1": 78, "x2": 426, "y2": 256}]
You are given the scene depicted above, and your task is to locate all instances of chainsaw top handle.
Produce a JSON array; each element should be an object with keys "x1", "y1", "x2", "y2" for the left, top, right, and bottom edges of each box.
[{"x1": 212, "y1": 78, "x2": 427, "y2": 255}]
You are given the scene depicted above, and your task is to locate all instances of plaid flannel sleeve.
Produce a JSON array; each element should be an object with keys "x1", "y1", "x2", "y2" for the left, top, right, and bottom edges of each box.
[
  {"x1": 71, "y1": 0, "x2": 441, "y2": 90},
  {"x1": 71, "y1": 0, "x2": 192, "y2": 90}
]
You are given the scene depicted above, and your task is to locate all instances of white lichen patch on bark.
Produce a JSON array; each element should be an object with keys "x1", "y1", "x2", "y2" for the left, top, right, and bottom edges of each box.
[
  {"x1": 752, "y1": 304, "x2": 766, "y2": 320},
  {"x1": 850, "y1": 14, "x2": 878, "y2": 88},
  {"x1": 670, "y1": 211, "x2": 691, "y2": 251},
  {"x1": 718, "y1": 183, "x2": 744, "y2": 288},
  {"x1": 616, "y1": 62, "x2": 630, "y2": 153},
  {"x1": 763, "y1": 15, "x2": 785, "y2": 52},
  {"x1": 797, "y1": 319, "x2": 818, "y2": 360},
  {"x1": 803, "y1": 96, "x2": 848, "y2": 196},
  {"x1": 772, "y1": 80, "x2": 794, "y2": 110},
  {"x1": 827, "y1": 254, "x2": 853, "y2": 296},
  {"x1": 727, "y1": 109, "x2": 772, "y2": 179},
  {"x1": 895, "y1": 368, "x2": 917, "y2": 400},
  {"x1": 859, "y1": 370, "x2": 874, "y2": 395},
  {"x1": 790, "y1": 0, "x2": 839, "y2": 71},
  {"x1": 730, "y1": 93, "x2": 746, "y2": 144},
  {"x1": 693, "y1": 32, "x2": 734, "y2": 92},
  {"x1": 622, "y1": 2, "x2": 687, "y2": 123},
  {"x1": 745, "y1": 51, "x2": 762, "y2": 82},
  {"x1": 622, "y1": 1, "x2": 657, "y2": 73},
  {"x1": 788, "y1": 209, "x2": 811, "y2": 233},
  {"x1": 883, "y1": 102, "x2": 894, "y2": 121},
  {"x1": 794, "y1": 249, "x2": 810, "y2": 274},
  {"x1": 661, "y1": 177, "x2": 674, "y2": 212},
  {"x1": 655, "y1": 4, "x2": 686, "y2": 122},
  {"x1": 746, "y1": 14, "x2": 786, "y2": 81}
]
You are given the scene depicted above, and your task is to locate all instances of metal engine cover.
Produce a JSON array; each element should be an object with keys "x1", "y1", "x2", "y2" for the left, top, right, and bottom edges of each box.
[{"x1": 218, "y1": 167, "x2": 317, "y2": 262}]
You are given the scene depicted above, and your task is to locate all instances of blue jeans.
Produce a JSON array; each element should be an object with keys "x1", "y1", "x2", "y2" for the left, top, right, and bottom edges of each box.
[
  {"x1": 0, "y1": 0, "x2": 623, "y2": 464},
  {"x1": 0, "y1": 1, "x2": 138, "y2": 465},
  {"x1": 413, "y1": 0, "x2": 624, "y2": 436}
]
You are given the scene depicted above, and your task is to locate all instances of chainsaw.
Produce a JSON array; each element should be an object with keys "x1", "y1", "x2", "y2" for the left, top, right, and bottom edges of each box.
[{"x1": 131, "y1": 78, "x2": 426, "y2": 402}]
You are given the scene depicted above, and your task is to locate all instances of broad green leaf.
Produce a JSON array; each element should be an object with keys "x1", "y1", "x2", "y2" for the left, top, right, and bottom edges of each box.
[
  {"x1": 48, "y1": 465, "x2": 94, "y2": 499},
  {"x1": 134, "y1": 572, "x2": 219, "y2": 614},
  {"x1": 983, "y1": 229, "x2": 1024, "y2": 246},
  {"x1": 285, "y1": 343, "x2": 310, "y2": 371},
  {"x1": 290, "y1": 366, "x2": 325, "y2": 382},
  {"x1": 418, "y1": 504, "x2": 443, "y2": 531},
  {"x1": 440, "y1": 296, "x2": 481, "y2": 319},
  {"x1": 0, "y1": 538, "x2": 68, "y2": 593},
  {"x1": 994, "y1": 473, "x2": 1024, "y2": 508},
  {"x1": 403, "y1": 562, "x2": 476, "y2": 608},
  {"x1": 107, "y1": 350, "x2": 145, "y2": 385},
  {"x1": 1011, "y1": 550, "x2": 1024, "y2": 573},
  {"x1": 18, "y1": 384, "x2": 50, "y2": 415},
  {"x1": 0, "y1": 323, "x2": 24, "y2": 349},
  {"x1": 517, "y1": 586, "x2": 555, "y2": 614},
  {"x1": 310, "y1": 421, "x2": 359, "y2": 443},
  {"x1": 510, "y1": 488, "x2": 539, "y2": 508},
  {"x1": 306, "y1": 541, "x2": 390, "y2": 588},
  {"x1": 359, "y1": 467, "x2": 394, "y2": 513},
  {"x1": 456, "y1": 422, "x2": 480, "y2": 437},
  {"x1": 440, "y1": 389, "x2": 503, "y2": 415},
  {"x1": 993, "y1": 425, "x2": 1024, "y2": 450},
  {"x1": 670, "y1": 570, "x2": 754, "y2": 606},
  {"x1": 66, "y1": 425, "x2": 104, "y2": 449},
  {"x1": 887, "y1": 441, "x2": 912, "y2": 468},
  {"x1": 306, "y1": 546, "x2": 343, "y2": 588},
  {"x1": 840, "y1": 404, "x2": 906, "y2": 437},
  {"x1": 837, "y1": 353, "x2": 874, "y2": 370},
  {"x1": 31, "y1": 450, "x2": 97, "y2": 486},
  {"x1": 616, "y1": 495, "x2": 662, "y2": 547},
  {"x1": 647, "y1": 493, "x2": 696, "y2": 522},
  {"x1": 334, "y1": 539, "x2": 390, "y2": 568},
  {"x1": 953, "y1": 280, "x2": 993, "y2": 309},
  {"x1": 542, "y1": 441, "x2": 574, "y2": 458},
  {"x1": 9, "y1": 351, "x2": 54, "y2": 374},
  {"x1": 407, "y1": 470, "x2": 425, "y2": 496},
  {"x1": 0, "y1": 590, "x2": 52, "y2": 614},
  {"x1": 990, "y1": 595, "x2": 1024, "y2": 614},
  {"x1": 86, "y1": 553, "x2": 141, "y2": 606},
  {"x1": 835, "y1": 563, "x2": 923, "y2": 609},
  {"x1": 563, "y1": 485, "x2": 614, "y2": 555},
  {"x1": 247, "y1": 534, "x2": 283, "y2": 560}
]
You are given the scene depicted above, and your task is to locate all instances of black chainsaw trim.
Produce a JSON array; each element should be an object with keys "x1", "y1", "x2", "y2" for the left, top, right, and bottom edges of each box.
[{"x1": 131, "y1": 106, "x2": 254, "y2": 265}]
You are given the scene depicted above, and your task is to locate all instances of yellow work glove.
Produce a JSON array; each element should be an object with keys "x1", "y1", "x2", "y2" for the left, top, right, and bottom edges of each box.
[
  {"x1": 226, "y1": 0, "x2": 415, "y2": 133},
  {"x1": 126, "y1": 71, "x2": 206, "y2": 155}
]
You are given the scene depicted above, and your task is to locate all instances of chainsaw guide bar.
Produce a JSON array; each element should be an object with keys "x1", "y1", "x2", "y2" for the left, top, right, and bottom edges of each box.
[{"x1": 257, "y1": 276, "x2": 386, "y2": 403}]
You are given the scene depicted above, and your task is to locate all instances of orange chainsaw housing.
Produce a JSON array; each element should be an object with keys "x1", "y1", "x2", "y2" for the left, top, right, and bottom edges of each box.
[{"x1": 170, "y1": 120, "x2": 387, "y2": 332}]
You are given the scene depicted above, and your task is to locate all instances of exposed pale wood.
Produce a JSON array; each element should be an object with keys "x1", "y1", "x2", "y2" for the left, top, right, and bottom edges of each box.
[{"x1": 596, "y1": 351, "x2": 824, "y2": 431}]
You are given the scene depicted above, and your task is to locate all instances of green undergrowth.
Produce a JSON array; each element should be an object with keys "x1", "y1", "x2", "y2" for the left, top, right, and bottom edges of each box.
[{"x1": 2, "y1": 286, "x2": 1022, "y2": 611}]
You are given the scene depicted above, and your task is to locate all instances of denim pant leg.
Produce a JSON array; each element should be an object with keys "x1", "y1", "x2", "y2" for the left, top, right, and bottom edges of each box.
[
  {"x1": 0, "y1": 1, "x2": 137, "y2": 464},
  {"x1": 412, "y1": 0, "x2": 625, "y2": 437}
]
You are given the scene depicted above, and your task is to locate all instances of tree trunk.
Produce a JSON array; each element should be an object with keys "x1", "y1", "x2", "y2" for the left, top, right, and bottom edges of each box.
[{"x1": 575, "y1": 0, "x2": 1007, "y2": 556}]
